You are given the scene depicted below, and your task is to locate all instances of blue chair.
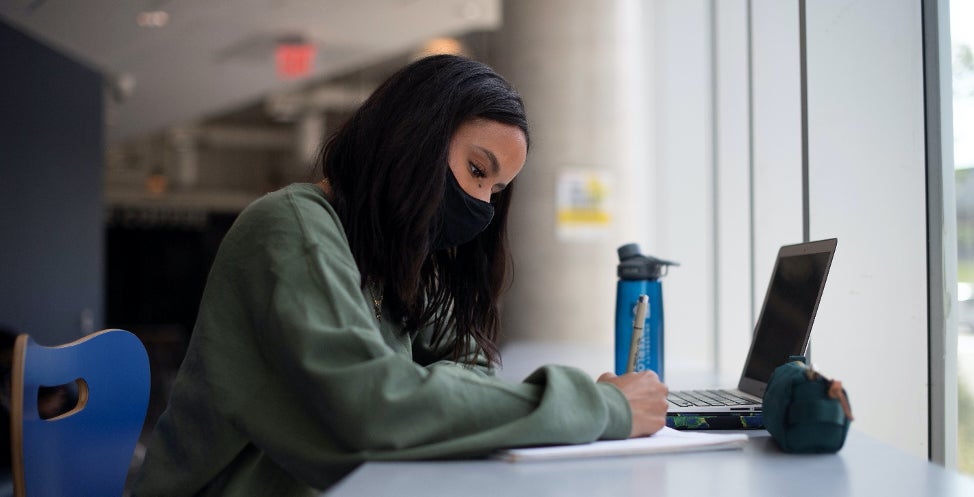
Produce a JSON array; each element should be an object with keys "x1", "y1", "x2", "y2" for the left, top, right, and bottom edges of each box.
[{"x1": 10, "y1": 329, "x2": 150, "y2": 497}]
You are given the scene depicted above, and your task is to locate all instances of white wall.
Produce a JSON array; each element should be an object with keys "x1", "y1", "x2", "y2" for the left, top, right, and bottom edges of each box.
[
  {"x1": 749, "y1": 0, "x2": 805, "y2": 317},
  {"x1": 804, "y1": 0, "x2": 929, "y2": 457},
  {"x1": 714, "y1": 0, "x2": 753, "y2": 382},
  {"x1": 657, "y1": 0, "x2": 806, "y2": 384},
  {"x1": 655, "y1": 0, "x2": 716, "y2": 376},
  {"x1": 659, "y1": 0, "x2": 930, "y2": 457}
]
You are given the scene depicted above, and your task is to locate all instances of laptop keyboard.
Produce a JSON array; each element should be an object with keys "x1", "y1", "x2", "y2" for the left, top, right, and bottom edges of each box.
[{"x1": 667, "y1": 389, "x2": 757, "y2": 408}]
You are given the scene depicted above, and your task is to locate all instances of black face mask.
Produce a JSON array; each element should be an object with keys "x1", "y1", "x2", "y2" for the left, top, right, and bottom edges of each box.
[{"x1": 434, "y1": 169, "x2": 494, "y2": 250}]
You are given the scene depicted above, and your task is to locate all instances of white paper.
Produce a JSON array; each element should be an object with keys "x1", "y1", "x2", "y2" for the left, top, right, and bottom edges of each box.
[{"x1": 493, "y1": 427, "x2": 748, "y2": 462}]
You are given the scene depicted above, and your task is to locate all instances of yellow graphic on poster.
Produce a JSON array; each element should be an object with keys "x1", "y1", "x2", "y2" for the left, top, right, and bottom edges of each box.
[{"x1": 556, "y1": 170, "x2": 612, "y2": 240}]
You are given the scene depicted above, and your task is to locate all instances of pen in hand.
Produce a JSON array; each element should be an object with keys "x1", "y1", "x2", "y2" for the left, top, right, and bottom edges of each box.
[{"x1": 626, "y1": 295, "x2": 649, "y2": 374}]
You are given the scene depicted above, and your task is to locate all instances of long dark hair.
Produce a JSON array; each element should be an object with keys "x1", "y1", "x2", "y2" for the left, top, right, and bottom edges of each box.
[{"x1": 320, "y1": 54, "x2": 529, "y2": 366}]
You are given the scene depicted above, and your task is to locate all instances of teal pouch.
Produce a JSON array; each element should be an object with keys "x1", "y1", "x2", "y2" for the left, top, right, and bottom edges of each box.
[{"x1": 762, "y1": 357, "x2": 853, "y2": 453}]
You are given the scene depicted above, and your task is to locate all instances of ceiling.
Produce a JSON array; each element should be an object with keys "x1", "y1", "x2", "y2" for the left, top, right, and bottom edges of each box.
[{"x1": 0, "y1": 0, "x2": 501, "y2": 143}]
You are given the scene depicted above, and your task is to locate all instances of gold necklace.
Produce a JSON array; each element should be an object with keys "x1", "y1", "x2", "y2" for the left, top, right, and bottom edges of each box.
[{"x1": 368, "y1": 281, "x2": 383, "y2": 321}]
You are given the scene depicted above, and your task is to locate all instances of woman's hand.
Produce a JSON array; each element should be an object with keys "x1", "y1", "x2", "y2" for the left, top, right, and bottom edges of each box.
[{"x1": 597, "y1": 371, "x2": 669, "y2": 437}]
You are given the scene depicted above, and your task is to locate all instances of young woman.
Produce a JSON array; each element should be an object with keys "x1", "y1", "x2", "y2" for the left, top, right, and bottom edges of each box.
[{"x1": 134, "y1": 54, "x2": 668, "y2": 496}]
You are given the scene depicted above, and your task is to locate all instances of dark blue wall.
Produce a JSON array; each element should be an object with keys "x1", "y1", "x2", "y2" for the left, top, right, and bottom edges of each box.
[{"x1": 0, "y1": 20, "x2": 104, "y2": 345}]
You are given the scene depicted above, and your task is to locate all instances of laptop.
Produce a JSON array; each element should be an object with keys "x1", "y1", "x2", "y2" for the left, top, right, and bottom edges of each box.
[{"x1": 666, "y1": 238, "x2": 837, "y2": 416}]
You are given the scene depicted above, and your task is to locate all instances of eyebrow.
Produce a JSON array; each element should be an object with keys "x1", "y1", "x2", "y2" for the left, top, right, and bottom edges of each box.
[{"x1": 476, "y1": 146, "x2": 500, "y2": 176}]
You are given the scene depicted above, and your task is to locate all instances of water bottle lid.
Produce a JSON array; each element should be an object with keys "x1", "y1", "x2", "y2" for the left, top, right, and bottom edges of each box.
[
  {"x1": 617, "y1": 243, "x2": 679, "y2": 280},
  {"x1": 617, "y1": 243, "x2": 642, "y2": 261}
]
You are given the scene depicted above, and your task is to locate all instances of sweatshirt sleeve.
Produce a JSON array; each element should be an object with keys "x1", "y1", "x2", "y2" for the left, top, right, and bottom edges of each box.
[{"x1": 220, "y1": 187, "x2": 631, "y2": 485}]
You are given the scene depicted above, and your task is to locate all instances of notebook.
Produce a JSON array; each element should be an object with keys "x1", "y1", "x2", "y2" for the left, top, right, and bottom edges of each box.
[
  {"x1": 493, "y1": 427, "x2": 747, "y2": 462},
  {"x1": 666, "y1": 238, "x2": 837, "y2": 416}
]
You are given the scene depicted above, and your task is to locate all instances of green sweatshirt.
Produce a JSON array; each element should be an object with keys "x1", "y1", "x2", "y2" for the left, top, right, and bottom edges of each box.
[{"x1": 133, "y1": 183, "x2": 631, "y2": 496}]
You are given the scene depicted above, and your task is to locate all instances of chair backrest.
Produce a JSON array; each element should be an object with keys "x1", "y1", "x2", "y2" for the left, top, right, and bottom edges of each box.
[{"x1": 10, "y1": 329, "x2": 150, "y2": 497}]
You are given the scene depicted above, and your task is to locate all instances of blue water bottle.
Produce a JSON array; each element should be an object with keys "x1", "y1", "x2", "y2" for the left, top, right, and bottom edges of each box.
[{"x1": 614, "y1": 243, "x2": 678, "y2": 380}]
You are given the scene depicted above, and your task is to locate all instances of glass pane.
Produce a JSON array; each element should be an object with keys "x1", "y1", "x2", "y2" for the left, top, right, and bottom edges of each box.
[{"x1": 954, "y1": 0, "x2": 974, "y2": 476}]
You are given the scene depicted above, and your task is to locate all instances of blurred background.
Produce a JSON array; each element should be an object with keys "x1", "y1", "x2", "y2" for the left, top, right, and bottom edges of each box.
[{"x1": 0, "y1": 0, "x2": 971, "y2": 477}]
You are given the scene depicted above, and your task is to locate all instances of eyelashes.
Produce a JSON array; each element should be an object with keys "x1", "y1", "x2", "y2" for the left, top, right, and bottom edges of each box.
[
  {"x1": 468, "y1": 162, "x2": 487, "y2": 179},
  {"x1": 465, "y1": 160, "x2": 506, "y2": 201}
]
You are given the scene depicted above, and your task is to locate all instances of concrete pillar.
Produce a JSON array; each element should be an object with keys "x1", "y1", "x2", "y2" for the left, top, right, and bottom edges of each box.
[
  {"x1": 491, "y1": 0, "x2": 654, "y2": 346},
  {"x1": 168, "y1": 126, "x2": 199, "y2": 190},
  {"x1": 296, "y1": 112, "x2": 325, "y2": 177}
]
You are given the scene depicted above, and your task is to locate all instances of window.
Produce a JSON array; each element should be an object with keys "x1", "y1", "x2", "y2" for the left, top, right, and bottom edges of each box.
[{"x1": 953, "y1": 0, "x2": 974, "y2": 475}]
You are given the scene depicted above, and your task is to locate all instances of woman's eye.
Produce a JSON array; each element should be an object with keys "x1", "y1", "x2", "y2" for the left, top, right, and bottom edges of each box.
[{"x1": 469, "y1": 162, "x2": 486, "y2": 178}]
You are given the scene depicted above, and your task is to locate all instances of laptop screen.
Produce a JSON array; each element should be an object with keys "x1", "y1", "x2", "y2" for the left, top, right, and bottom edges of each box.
[{"x1": 741, "y1": 240, "x2": 836, "y2": 386}]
